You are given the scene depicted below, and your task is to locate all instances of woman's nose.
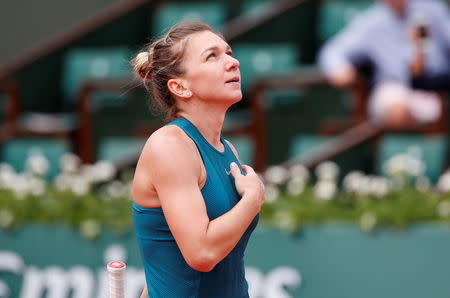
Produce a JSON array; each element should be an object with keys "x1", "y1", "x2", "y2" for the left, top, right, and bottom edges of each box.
[{"x1": 226, "y1": 56, "x2": 240, "y2": 70}]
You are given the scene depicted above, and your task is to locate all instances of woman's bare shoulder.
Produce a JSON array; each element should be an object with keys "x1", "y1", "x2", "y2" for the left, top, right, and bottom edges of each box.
[
  {"x1": 139, "y1": 124, "x2": 199, "y2": 171},
  {"x1": 147, "y1": 125, "x2": 190, "y2": 150},
  {"x1": 133, "y1": 125, "x2": 201, "y2": 206}
]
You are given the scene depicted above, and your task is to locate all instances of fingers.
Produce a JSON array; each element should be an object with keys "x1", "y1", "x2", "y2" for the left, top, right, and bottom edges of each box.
[
  {"x1": 229, "y1": 162, "x2": 242, "y2": 178},
  {"x1": 241, "y1": 164, "x2": 255, "y2": 176}
]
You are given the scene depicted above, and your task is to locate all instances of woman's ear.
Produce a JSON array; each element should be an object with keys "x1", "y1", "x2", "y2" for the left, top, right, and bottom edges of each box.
[{"x1": 167, "y1": 79, "x2": 192, "y2": 99}]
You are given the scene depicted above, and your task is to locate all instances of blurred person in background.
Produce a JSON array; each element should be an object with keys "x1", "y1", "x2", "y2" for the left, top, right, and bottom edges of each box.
[
  {"x1": 132, "y1": 22, "x2": 264, "y2": 298},
  {"x1": 318, "y1": 0, "x2": 450, "y2": 128}
]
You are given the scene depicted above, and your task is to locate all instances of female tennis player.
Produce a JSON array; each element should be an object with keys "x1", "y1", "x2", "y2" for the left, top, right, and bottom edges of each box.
[{"x1": 132, "y1": 22, "x2": 265, "y2": 297}]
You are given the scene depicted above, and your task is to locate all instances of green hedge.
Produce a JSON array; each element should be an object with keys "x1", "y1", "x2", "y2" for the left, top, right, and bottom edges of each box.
[
  {"x1": 2, "y1": 183, "x2": 450, "y2": 239},
  {"x1": 2, "y1": 152, "x2": 450, "y2": 239}
]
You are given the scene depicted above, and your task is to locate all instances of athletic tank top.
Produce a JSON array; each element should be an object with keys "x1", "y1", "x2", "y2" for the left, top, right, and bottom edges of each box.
[{"x1": 133, "y1": 117, "x2": 259, "y2": 298}]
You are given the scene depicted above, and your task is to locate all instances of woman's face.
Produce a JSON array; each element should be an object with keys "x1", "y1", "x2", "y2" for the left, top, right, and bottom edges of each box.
[{"x1": 180, "y1": 30, "x2": 242, "y2": 105}]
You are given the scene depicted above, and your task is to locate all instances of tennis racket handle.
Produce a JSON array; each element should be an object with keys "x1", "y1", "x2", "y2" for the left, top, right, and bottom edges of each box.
[{"x1": 107, "y1": 261, "x2": 126, "y2": 298}]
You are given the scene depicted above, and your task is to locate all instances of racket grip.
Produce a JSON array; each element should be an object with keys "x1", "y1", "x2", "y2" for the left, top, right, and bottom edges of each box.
[{"x1": 107, "y1": 261, "x2": 126, "y2": 298}]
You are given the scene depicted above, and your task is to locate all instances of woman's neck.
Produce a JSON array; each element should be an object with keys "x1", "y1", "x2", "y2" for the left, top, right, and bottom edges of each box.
[{"x1": 178, "y1": 102, "x2": 228, "y2": 151}]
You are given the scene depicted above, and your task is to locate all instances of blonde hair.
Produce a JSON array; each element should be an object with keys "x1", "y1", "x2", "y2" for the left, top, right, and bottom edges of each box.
[{"x1": 133, "y1": 22, "x2": 219, "y2": 121}]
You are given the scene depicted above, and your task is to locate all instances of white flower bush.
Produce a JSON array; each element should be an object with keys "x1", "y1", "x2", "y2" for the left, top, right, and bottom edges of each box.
[
  {"x1": 273, "y1": 210, "x2": 298, "y2": 233},
  {"x1": 0, "y1": 163, "x2": 16, "y2": 189},
  {"x1": 4, "y1": 144, "x2": 450, "y2": 237},
  {"x1": 255, "y1": 147, "x2": 450, "y2": 233},
  {"x1": 92, "y1": 161, "x2": 117, "y2": 183},
  {"x1": 437, "y1": 170, "x2": 450, "y2": 193},
  {"x1": 313, "y1": 161, "x2": 339, "y2": 200},
  {"x1": 0, "y1": 153, "x2": 50, "y2": 198},
  {"x1": 29, "y1": 177, "x2": 47, "y2": 196},
  {"x1": 55, "y1": 157, "x2": 118, "y2": 197},
  {"x1": 80, "y1": 219, "x2": 101, "y2": 239},
  {"x1": 315, "y1": 161, "x2": 339, "y2": 182},
  {"x1": 54, "y1": 173, "x2": 72, "y2": 191},
  {"x1": 60, "y1": 153, "x2": 81, "y2": 174},
  {"x1": 286, "y1": 176, "x2": 306, "y2": 196},
  {"x1": 415, "y1": 176, "x2": 431, "y2": 193},
  {"x1": 314, "y1": 180, "x2": 337, "y2": 200},
  {"x1": 368, "y1": 176, "x2": 389, "y2": 198},
  {"x1": 354, "y1": 175, "x2": 372, "y2": 196},
  {"x1": 437, "y1": 201, "x2": 450, "y2": 218},
  {"x1": 383, "y1": 152, "x2": 425, "y2": 178},
  {"x1": 10, "y1": 174, "x2": 31, "y2": 199},
  {"x1": 0, "y1": 147, "x2": 128, "y2": 200},
  {"x1": 264, "y1": 184, "x2": 280, "y2": 203},
  {"x1": 0, "y1": 209, "x2": 14, "y2": 229},
  {"x1": 360, "y1": 212, "x2": 377, "y2": 232},
  {"x1": 265, "y1": 165, "x2": 289, "y2": 185},
  {"x1": 289, "y1": 164, "x2": 309, "y2": 182},
  {"x1": 342, "y1": 171, "x2": 365, "y2": 193},
  {"x1": 100, "y1": 180, "x2": 128, "y2": 200},
  {"x1": 70, "y1": 175, "x2": 91, "y2": 196},
  {"x1": 343, "y1": 171, "x2": 389, "y2": 198},
  {"x1": 26, "y1": 151, "x2": 49, "y2": 177},
  {"x1": 0, "y1": 149, "x2": 136, "y2": 238}
]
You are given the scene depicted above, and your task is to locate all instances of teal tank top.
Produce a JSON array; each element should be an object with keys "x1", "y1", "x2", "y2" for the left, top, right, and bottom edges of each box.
[{"x1": 133, "y1": 117, "x2": 259, "y2": 298}]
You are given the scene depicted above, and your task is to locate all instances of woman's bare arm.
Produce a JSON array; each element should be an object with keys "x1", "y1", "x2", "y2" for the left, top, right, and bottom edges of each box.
[{"x1": 137, "y1": 128, "x2": 264, "y2": 272}]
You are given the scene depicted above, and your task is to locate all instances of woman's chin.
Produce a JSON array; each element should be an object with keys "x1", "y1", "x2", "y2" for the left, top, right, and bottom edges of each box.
[
  {"x1": 230, "y1": 91, "x2": 243, "y2": 102},
  {"x1": 219, "y1": 92, "x2": 242, "y2": 104},
  {"x1": 204, "y1": 91, "x2": 242, "y2": 105},
  {"x1": 228, "y1": 96, "x2": 242, "y2": 105}
]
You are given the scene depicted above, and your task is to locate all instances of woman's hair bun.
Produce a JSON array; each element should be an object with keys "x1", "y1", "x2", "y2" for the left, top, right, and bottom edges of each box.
[{"x1": 134, "y1": 51, "x2": 152, "y2": 80}]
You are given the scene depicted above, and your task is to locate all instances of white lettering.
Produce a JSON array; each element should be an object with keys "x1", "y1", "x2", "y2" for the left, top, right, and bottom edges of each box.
[
  {"x1": 265, "y1": 266, "x2": 302, "y2": 298},
  {"x1": 246, "y1": 267, "x2": 265, "y2": 297},
  {"x1": 125, "y1": 267, "x2": 145, "y2": 298},
  {"x1": 20, "y1": 267, "x2": 44, "y2": 298},
  {"x1": 20, "y1": 266, "x2": 94, "y2": 298},
  {"x1": 0, "y1": 251, "x2": 24, "y2": 297},
  {"x1": 69, "y1": 266, "x2": 95, "y2": 298},
  {"x1": 0, "y1": 251, "x2": 24, "y2": 274},
  {"x1": 96, "y1": 270, "x2": 109, "y2": 298},
  {"x1": 246, "y1": 266, "x2": 302, "y2": 298},
  {"x1": 0, "y1": 247, "x2": 300, "y2": 298},
  {"x1": 0, "y1": 282, "x2": 10, "y2": 298}
]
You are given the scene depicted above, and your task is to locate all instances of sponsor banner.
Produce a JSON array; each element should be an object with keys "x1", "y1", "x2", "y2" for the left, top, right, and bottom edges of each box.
[{"x1": 1, "y1": 224, "x2": 450, "y2": 297}]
